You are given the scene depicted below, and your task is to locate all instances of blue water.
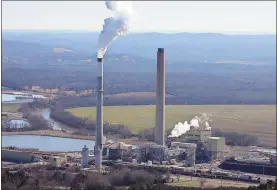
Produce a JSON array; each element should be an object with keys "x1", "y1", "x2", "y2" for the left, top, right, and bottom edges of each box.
[
  {"x1": 2, "y1": 135, "x2": 95, "y2": 152},
  {"x1": 39, "y1": 108, "x2": 76, "y2": 131}
]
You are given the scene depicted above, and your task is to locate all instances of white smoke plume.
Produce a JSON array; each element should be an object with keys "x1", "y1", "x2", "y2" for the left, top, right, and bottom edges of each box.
[
  {"x1": 97, "y1": 1, "x2": 134, "y2": 58},
  {"x1": 168, "y1": 113, "x2": 212, "y2": 138}
]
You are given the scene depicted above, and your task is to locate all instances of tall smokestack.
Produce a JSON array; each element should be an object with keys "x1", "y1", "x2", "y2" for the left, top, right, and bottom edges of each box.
[
  {"x1": 95, "y1": 57, "x2": 103, "y2": 170},
  {"x1": 155, "y1": 48, "x2": 165, "y2": 146}
]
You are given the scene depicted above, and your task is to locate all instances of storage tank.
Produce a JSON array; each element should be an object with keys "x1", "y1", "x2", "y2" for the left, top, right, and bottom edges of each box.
[
  {"x1": 148, "y1": 160, "x2": 153, "y2": 166},
  {"x1": 186, "y1": 146, "x2": 196, "y2": 167},
  {"x1": 132, "y1": 159, "x2": 137, "y2": 164},
  {"x1": 170, "y1": 159, "x2": 177, "y2": 164},
  {"x1": 81, "y1": 145, "x2": 89, "y2": 168}
]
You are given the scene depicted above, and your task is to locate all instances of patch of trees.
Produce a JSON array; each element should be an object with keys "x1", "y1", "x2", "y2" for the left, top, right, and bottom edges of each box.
[
  {"x1": 2, "y1": 59, "x2": 276, "y2": 105},
  {"x1": 212, "y1": 129, "x2": 259, "y2": 146},
  {"x1": 19, "y1": 99, "x2": 53, "y2": 117},
  {"x1": 2, "y1": 114, "x2": 53, "y2": 132},
  {"x1": 50, "y1": 110, "x2": 131, "y2": 138},
  {"x1": 3, "y1": 100, "x2": 54, "y2": 132},
  {"x1": 137, "y1": 128, "x2": 155, "y2": 141}
]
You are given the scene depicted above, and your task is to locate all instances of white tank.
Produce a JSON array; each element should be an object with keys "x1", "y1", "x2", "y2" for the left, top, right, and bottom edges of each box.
[
  {"x1": 170, "y1": 159, "x2": 177, "y2": 164},
  {"x1": 81, "y1": 145, "x2": 89, "y2": 168},
  {"x1": 185, "y1": 146, "x2": 196, "y2": 167},
  {"x1": 132, "y1": 159, "x2": 137, "y2": 164},
  {"x1": 147, "y1": 160, "x2": 153, "y2": 166}
]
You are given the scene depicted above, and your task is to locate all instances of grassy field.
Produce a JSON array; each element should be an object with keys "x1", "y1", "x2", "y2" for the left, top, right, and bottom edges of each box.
[
  {"x1": 66, "y1": 105, "x2": 276, "y2": 147},
  {"x1": 2, "y1": 103, "x2": 21, "y2": 112}
]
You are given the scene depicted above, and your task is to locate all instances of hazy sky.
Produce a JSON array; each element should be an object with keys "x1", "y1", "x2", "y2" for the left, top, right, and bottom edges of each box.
[{"x1": 2, "y1": 1, "x2": 276, "y2": 34}]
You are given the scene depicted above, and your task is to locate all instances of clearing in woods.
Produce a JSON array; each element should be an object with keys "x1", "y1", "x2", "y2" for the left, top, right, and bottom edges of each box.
[{"x1": 66, "y1": 105, "x2": 276, "y2": 147}]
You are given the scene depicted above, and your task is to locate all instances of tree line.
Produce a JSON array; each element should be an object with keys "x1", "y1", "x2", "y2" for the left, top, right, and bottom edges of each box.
[
  {"x1": 2, "y1": 164, "x2": 276, "y2": 190},
  {"x1": 50, "y1": 110, "x2": 132, "y2": 138}
]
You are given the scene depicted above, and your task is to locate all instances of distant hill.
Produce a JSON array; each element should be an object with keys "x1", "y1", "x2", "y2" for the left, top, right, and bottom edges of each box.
[
  {"x1": 2, "y1": 40, "x2": 52, "y2": 57},
  {"x1": 1, "y1": 31, "x2": 276, "y2": 105},
  {"x1": 2, "y1": 31, "x2": 276, "y2": 65}
]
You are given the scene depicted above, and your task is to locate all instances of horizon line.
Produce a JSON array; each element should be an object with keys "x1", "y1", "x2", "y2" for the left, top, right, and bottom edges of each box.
[{"x1": 2, "y1": 29, "x2": 276, "y2": 35}]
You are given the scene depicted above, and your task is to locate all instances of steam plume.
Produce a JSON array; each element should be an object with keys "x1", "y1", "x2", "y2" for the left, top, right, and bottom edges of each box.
[
  {"x1": 168, "y1": 113, "x2": 212, "y2": 138},
  {"x1": 97, "y1": 1, "x2": 133, "y2": 58}
]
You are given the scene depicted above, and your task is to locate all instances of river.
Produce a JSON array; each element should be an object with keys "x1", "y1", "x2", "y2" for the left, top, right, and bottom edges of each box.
[
  {"x1": 2, "y1": 135, "x2": 95, "y2": 152},
  {"x1": 38, "y1": 108, "x2": 77, "y2": 132}
]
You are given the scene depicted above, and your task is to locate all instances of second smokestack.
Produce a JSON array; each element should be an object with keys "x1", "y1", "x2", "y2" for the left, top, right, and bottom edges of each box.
[
  {"x1": 155, "y1": 48, "x2": 165, "y2": 146},
  {"x1": 95, "y1": 57, "x2": 104, "y2": 170}
]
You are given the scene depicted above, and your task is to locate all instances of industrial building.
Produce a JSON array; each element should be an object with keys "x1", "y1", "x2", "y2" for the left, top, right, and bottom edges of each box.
[
  {"x1": 183, "y1": 125, "x2": 212, "y2": 143},
  {"x1": 205, "y1": 137, "x2": 226, "y2": 161},
  {"x1": 2, "y1": 147, "x2": 68, "y2": 166}
]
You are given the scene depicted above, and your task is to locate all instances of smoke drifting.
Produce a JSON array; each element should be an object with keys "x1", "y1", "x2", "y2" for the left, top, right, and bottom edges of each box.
[
  {"x1": 168, "y1": 113, "x2": 212, "y2": 138},
  {"x1": 97, "y1": 1, "x2": 134, "y2": 58}
]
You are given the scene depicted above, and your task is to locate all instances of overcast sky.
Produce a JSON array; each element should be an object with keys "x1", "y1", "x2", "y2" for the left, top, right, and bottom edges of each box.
[{"x1": 2, "y1": 1, "x2": 276, "y2": 34}]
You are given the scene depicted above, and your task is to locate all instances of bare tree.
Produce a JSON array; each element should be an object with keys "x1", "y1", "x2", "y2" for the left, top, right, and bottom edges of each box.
[
  {"x1": 199, "y1": 176, "x2": 207, "y2": 189},
  {"x1": 176, "y1": 174, "x2": 180, "y2": 182}
]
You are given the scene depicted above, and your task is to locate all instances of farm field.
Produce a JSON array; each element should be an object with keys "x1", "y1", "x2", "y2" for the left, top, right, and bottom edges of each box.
[
  {"x1": 66, "y1": 105, "x2": 276, "y2": 147},
  {"x1": 168, "y1": 176, "x2": 256, "y2": 188},
  {"x1": 2, "y1": 103, "x2": 21, "y2": 113}
]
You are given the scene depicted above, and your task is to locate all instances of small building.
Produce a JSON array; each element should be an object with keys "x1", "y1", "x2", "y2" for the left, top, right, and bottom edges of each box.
[
  {"x1": 270, "y1": 154, "x2": 276, "y2": 164},
  {"x1": 81, "y1": 145, "x2": 89, "y2": 168},
  {"x1": 137, "y1": 144, "x2": 166, "y2": 162},
  {"x1": 2, "y1": 149, "x2": 39, "y2": 163},
  {"x1": 107, "y1": 142, "x2": 134, "y2": 161},
  {"x1": 169, "y1": 142, "x2": 197, "y2": 166}
]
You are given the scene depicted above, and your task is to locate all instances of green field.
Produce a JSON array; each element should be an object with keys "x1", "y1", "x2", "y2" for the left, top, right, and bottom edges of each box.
[
  {"x1": 2, "y1": 103, "x2": 21, "y2": 112},
  {"x1": 66, "y1": 105, "x2": 276, "y2": 147}
]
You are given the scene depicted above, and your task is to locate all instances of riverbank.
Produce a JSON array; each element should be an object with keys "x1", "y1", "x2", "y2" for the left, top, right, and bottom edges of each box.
[{"x1": 2, "y1": 130, "x2": 95, "y2": 140}]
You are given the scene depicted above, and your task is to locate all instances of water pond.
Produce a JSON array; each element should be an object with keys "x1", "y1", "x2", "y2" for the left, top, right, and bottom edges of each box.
[{"x1": 2, "y1": 135, "x2": 95, "y2": 152}]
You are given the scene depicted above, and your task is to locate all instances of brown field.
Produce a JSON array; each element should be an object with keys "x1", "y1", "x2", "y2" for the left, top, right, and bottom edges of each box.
[
  {"x1": 53, "y1": 48, "x2": 74, "y2": 53},
  {"x1": 105, "y1": 92, "x2": 156, "y2": 98},
  {"x1": 67, "y1": 105, "x2": 276, "y2": 147},
  {"x1": 168, "y1": 176, "x2": 256, "y2": 188},
  {"x1": 2, "y1": 103, "x2": 21, "y2": 113},
  {"x1": 105, "y1": 92, "x2": 175, "y2": 98},
  {"x1": 20, "y1": 86, "x2": 93, "y2": 96}
]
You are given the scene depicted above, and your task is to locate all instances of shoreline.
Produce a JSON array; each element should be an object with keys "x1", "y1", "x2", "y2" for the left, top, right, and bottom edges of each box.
[
  {"x1": 2, "y1": 130, "x2": 95, "y2": 141},
  {"x1": 1, "y1": 130, "x2": 149, "y2": 145},
  {"x1": 1, "y1": 131, "x2": 276, "y2": 151}
]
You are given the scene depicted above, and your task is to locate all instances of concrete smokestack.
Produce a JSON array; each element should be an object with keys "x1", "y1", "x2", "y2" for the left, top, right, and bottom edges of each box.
[
  {"x1": 95, "y1": 57, "x2": 103, "y2": 170},
  {"x1": 155, "y1": 48, "x2": 165, "y2": 146}
]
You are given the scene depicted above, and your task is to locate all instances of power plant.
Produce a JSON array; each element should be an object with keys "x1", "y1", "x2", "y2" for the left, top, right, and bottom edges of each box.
[{"x1": 92, "y1": 48, "x2": 226, "y2": 168}]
